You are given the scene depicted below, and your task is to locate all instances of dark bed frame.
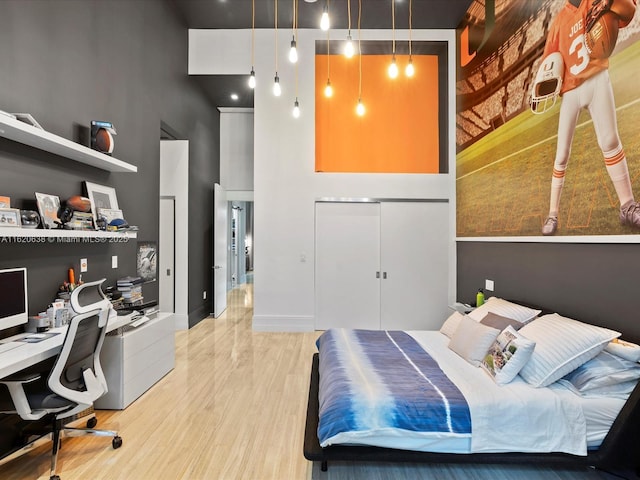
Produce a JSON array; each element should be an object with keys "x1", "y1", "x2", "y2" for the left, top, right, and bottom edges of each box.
[{"x1": 304, "y1": 352, "x2": 640, "y2": 479}]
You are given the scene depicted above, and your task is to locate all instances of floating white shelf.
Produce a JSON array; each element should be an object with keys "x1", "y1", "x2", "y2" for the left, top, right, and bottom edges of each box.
[
  {"x1": 0, "y1": 227, "x2": 137, "y2": 239},
  {"x1": 0, "y1": 114, "x2": 137, "y2": 173}
]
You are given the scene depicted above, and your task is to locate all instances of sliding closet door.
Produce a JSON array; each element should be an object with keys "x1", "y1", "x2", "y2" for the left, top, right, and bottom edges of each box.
[
  {"x1": 315, "y1": 202, "x2": 381, "y2": 330},
  {"x1": 380, "y1": 201, "x2": 449, "y2": 330}
]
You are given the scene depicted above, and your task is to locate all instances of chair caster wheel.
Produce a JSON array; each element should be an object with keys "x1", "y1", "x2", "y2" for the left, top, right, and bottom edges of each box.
[
  {"x1": 50, "y1": 475, "x2": 61, "y2": 480},
  {"x1": 86, "y1": 416, "x2": 98, "y2": 428},
  {"x1": 112, "y1": 436, "x2": 123, "y2": 449}
]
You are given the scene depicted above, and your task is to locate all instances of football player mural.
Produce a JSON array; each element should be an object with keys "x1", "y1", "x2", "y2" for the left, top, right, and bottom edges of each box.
[
  {"x1": 534, "y1": 0, "x2": 639, "y2": 235},
  {"x1": 456, "y1": 0, "x2": 640, "y2": 238}
]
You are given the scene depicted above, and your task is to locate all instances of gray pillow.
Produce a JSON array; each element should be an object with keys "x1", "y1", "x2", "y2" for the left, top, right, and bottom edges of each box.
[{"x1": 480, "y1": 312, "x2": 524, "y2": 331}]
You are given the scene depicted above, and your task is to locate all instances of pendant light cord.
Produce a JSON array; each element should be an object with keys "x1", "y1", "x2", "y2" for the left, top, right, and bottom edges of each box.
[
  {"x1": 408, "y1": 0, "x2": 412, "y2": 58},
  {"x1": 251, "y1": 0, "x2": 255, "y2": 67},
  {"x1": 275, "y1": 0, "x2": 278, "y2": 72},
  {"x1": 391, "y1": 0, "x2": 395, "y2": 56},
  {"x1": 358, "y1": 0, "x2": 362, "y2": 98}
]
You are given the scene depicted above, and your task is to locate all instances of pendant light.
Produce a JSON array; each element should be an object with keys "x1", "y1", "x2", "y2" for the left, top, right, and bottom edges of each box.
[
  {"x1": 405, "y1": 0, "x2": 415, "y2": 77},
  {"x1": 288, "y1": 0, "x2": 298, "y2": 63},
  {"x1": 344, "y1": 0, "x2": 354, "y2": 58},
  {"x1": 387, "y1": 0, "x2": 398, "y2": 79},
  {"x1": 356, "y1": 0, "x2": 365, "y2": 116},
  {"x1": 324, "y1": 29, "x2": 333, "y2": 97},
  {"x1": 273, "y1": 0, "x2": 282, "y2": 96},
  {"x1": 320, "y1": 1, "x2": 330, "y2": 31},
  {"x1": 248, "y1": 0, "x2": 256, "y2": 89},
  {"x1": 292, "y1": 0, "x2": 301, "y2": 118}
]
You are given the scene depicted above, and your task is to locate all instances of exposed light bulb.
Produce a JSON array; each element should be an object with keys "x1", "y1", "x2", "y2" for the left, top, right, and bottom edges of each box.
[
  {"x1": 344, "y1": 36, "x2": 355, "y2": 58},
  {"x1": 324, "y1": 80, "x2": 333, "y2": 98},
  {"x1": 388, "y1": 57, "x2": 399, "y2": 79},
  {"x1": 248, "y1": 69, "x2": 256, "y2": 89},
  {"x1": 356, "y1": 98, "x2": 365, "y2": 116},
  {"x1": 405, "y1": 59, "x2": 415, "y2": 77},
  {"x1": 293, "y1": 99, "x2": 301, "y2": 118},
  {"x1": 320, "y1": 7, "x2": 330, "y2": 31},
  {"x1": 273, "y1": 74, "x2": 281, "y2": 96},
  {"x1": 289, "y1": 38, "x2": 298, "y2": 63}
]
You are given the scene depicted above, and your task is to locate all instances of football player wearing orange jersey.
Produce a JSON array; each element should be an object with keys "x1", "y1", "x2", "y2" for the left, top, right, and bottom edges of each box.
[{"x1": 532, "y1": 0, "x2": 638, "y2": 235}]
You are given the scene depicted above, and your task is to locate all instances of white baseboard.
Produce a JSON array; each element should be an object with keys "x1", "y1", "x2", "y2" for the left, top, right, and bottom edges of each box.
[
  {"x1": 252, "y1": 315, "x2": 314, "y2": 332},
  {"x1": 173, "y1": 313, "x2": 189, "y2": 330}
]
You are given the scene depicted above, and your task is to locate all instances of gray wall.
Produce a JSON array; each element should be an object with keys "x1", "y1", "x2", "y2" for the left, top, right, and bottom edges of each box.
[
  {"x1": 457, "y1": 242, "x2": 640, "y2": 344},
  {"x1": 0, "y1": 0, "x2": 218, "y2": 326}
]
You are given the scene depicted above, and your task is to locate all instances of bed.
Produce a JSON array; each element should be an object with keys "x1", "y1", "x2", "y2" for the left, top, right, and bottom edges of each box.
[{"x1": 303, "y1": 298, "x2": 640, "y2": 479}]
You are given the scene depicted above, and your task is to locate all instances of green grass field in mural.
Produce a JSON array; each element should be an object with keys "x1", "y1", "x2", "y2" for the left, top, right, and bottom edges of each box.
[{"x1": 457, "y1": 40, "x2": 640, "y2": 238}]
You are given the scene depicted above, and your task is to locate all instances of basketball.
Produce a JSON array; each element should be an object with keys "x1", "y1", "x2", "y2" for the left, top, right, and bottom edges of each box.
[{"x1": 585, "y1": 11, "x2": 619, "y2": 60}]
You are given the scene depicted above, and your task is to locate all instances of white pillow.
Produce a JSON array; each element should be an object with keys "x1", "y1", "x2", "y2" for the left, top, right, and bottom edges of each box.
[
  {"x1": 558, "y1": 350, "x2": 640, "y2": 398},
  {"x1": 468, "y1": 297, "x2": 541, "y2": 325},
  {"x1": 440, "y1": 311, "x2": 464, "y2": 338},
  {"x1": 605, "y1": 339, "x2": 640, "y2": 362},
  {"x1": 518, "y1": 313, "x2": 620, "y2": 387},
  {"x1": 448, "y1": 315, "x2": 500, "y2": 367},
  {"x1": 481, "y1": 325, "x2": 536, "y2": 385}
]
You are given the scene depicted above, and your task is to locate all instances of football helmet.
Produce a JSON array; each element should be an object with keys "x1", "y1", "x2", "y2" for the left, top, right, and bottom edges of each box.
[{"x1": 530, "y1": 52, "x2": 564, "y2": 115}]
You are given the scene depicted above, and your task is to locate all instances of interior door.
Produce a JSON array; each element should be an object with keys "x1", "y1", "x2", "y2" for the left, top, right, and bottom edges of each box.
[
  {"x1": 158, "y1": 197, "x2": 175, "y2": 314},
  {"x1": 315, "y1": 202, "x2": 381, "y2": 330},
  {"x1": 380, "y1": 201, "x2": 449, "y2": 330},
  {"x1": 213, "y1": 183, "x2": 228, "y2": 317}
]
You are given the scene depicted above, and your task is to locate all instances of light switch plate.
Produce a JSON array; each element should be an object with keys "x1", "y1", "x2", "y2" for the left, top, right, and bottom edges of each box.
[
  {"x1": 485, "y1": 279, "x2": 494, "y2": 291},
  {"x1": 112, "y1": 255, "x2": 118, "y2": 269},
  {"x1": 80, "y1": 258, "x2": 88, "y2": 273}
]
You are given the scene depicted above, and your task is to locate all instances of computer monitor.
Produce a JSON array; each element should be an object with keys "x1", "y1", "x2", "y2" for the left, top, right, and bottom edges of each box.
[{"x1": 0, "y1": 267, "x2": 28, "y2": 331}]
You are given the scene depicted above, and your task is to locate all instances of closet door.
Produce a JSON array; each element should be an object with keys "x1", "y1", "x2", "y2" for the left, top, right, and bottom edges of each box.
[
  {"x1": 315, "y1": 202, "x2": 381, "y2": 330},
  {"x1": 380, "y1": 201, "x2": 449, "y2": 330}
]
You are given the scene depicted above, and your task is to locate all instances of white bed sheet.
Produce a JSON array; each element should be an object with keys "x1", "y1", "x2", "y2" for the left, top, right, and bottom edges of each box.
[
  {"x1": 407, "y1": 331, "x2": 589, "y2": 455},
  {"x1": 582, "y1": 394, "x2": 626, "y2": 448}
]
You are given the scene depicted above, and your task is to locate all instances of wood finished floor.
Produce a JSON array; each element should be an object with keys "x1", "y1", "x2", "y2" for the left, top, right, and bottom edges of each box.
[{"x1": 0, "y1": 284, "x2": 622, "y2": 479}]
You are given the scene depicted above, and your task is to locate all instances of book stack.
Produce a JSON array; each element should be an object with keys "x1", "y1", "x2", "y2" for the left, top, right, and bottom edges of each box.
[{"x1": 117, "y1": 276, "x2": 144, "y2": 308}]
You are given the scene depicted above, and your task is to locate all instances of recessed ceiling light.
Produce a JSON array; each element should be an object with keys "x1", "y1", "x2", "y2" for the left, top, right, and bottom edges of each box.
[{"x1": 230, "y1": 93, "x2": 239, "y2": 101}]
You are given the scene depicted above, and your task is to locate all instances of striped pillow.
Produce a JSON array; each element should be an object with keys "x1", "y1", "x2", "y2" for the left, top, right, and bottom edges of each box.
[
  {"x1": 468, "y1": 297, "x2": 541, "y2": 325},
  {"x1": 518, "y1": 313, "x2": 620, "y2": 388}
]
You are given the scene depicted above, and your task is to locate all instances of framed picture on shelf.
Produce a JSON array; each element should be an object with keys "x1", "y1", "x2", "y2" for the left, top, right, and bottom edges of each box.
[
  {"x1": 0, "y1": 196, "x2": 10, "y2": 208},
  {"x1": 136, "y1": 241, "x2": 157, "y2": 282},
  {"x1": 0, "y1": 208, "x2": 21, "y2": 227},
  {"x1": 35, "y1": 192, "x2": 61, "y2": 229},
  {"x1": 83, "y1": 181, "x2": 119, "y2": 229}
]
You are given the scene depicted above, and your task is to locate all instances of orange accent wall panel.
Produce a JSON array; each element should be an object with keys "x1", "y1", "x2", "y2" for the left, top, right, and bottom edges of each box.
[{"x1": 315, "y1": 54, "x2": 440, "y2": 173}]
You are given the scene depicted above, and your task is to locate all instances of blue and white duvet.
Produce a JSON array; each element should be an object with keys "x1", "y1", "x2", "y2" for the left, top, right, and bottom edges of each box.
[
  {"x1": 317, "y1": 329, "x2": 471, "y2": 451},
  {"x1": 317, "y1": 329, "x2": 589, "y2": 455}
]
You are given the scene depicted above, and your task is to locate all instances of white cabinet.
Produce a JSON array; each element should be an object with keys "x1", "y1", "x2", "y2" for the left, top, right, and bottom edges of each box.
[
  {"x1": 315, "y1": 201, "x2": 449, "y2": 331},
  {"x1": 94, "y1": 313, "x2": 175, "y2": 410}
]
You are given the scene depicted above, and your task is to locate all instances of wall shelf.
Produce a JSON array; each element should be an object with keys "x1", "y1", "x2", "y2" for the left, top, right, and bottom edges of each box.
[
  {"x1": 0, "y1": 227, "x2": 136, "y2": 239},
  {"x1": 0, "y1": 114, "x2": 137, "y2": 173}
]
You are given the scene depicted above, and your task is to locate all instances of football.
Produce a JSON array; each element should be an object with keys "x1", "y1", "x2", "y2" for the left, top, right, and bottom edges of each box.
[
  {"x1": 66, "y1": 195, "x2": 92, "y2": 213},
  {"x1": 585, "y1": 11, "x2": 619, "y2": 60}
]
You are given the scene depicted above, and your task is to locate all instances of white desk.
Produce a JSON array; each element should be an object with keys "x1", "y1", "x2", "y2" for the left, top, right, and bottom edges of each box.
[{"x1": 0, "y1": 312, "x2": 138, "y2": 380}]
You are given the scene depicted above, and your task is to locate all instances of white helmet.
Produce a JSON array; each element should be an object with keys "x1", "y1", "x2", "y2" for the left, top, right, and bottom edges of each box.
[{"x1": 530, "y1": 52, "x2": 564, "y2": 114}]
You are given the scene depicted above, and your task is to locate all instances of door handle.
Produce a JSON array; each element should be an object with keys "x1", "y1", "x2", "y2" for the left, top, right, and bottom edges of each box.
[
  {"x1": 166, "y1": 268, "x2": 171, "y2": 276},
  {"x1": 383, "y1": 272, "x2": 387, "y2": 279},
  {"x1": 213, "y1": 265, "x2": 222, "y2": 269},
  {"x1": 376, "y1": 271, "x2": 380, "y2": 279}
]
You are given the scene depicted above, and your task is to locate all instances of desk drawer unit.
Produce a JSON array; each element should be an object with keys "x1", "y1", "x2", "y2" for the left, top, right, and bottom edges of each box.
[{"x1": 95, "y1": 313, "x2": 175, "y2": 410}]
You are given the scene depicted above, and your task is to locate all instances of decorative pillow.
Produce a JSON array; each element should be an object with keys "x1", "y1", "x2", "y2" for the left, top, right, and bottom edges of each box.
[
  {"x1": 480, "y1": 312, "x2": 524, "y2": 331},
  {"x1": 440, "y1": 311, "x2": 464, "y2": 338},
  {"x1": 558, "y1": 350, "x2": 640, "y2": 398},
  {"x1": 448, "y1": 315, "x2": 500, "y2": 367},
  {"x1": 467, "y1": 297, "x2": 541, "y2": 325},
  {"x1": 481, "y1": 325, "x2": 536, "y2": 385},
  {"x1": 518, "y1": 313, "x2": 620, "y2": 388},
  {"x1": 605, "y1": 338, "x2": 640, "y2": 363}
]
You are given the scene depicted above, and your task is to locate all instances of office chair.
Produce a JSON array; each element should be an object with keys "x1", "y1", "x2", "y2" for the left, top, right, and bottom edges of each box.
[{"x1": 0, "y1": 279, "x2": 122, "y2": 480}]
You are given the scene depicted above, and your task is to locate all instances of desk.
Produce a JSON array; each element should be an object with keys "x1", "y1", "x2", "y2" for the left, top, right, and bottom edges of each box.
[{"x1": 0, "y1": 312, "x2": 136, "y2": 380}]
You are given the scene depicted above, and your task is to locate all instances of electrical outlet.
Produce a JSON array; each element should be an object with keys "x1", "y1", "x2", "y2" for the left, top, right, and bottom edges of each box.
[
  {"x1": 112, "y1": 255, "x2": 118, "y2": 269},
  {"x1": 80, "y1": 258, "x2": 88, "y2": 273},
  {"x1": 485, "y1": 279, "x2": 494, "y2": 291},
  {"x1": 203, "y1": 291, "x2": 207, "y2": 300}
]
